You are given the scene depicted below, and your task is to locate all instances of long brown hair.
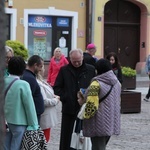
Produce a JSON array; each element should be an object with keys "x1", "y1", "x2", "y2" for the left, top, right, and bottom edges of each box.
[{"x1": 106, "y1": 52, "x2": 121, "y2": 69}]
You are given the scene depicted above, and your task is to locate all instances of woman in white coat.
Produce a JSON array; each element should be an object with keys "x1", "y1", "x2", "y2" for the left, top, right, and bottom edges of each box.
[{"x1": 36, "y1": 68, "x2": 60, "y2": 142}]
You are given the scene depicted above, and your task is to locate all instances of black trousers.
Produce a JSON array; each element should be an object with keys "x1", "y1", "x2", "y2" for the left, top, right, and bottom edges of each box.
[
  {"x1": 91, "y1": 136, "x2": 110, "y2": 150},
  {"x1": 59, "y1": 113, "x2": 76, "y2": 150}
]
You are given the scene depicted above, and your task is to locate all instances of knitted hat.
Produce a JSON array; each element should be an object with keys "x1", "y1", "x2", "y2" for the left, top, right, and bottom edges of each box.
[
  {"x1": 96, "y1": 58, "x2": 112, "y2": 75},
  {"x1": 87, "y1": 43, "x2": 96, "y2": 50}
]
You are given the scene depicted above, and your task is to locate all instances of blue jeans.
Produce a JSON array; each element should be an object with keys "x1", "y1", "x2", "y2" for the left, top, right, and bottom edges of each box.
[{"x1": 3, "y1": 123, "x2": 27, "y2": 150}]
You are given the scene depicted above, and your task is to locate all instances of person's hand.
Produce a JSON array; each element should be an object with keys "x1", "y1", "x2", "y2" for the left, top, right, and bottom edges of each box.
[
  {"x1": 79, "y1": 130, "x2": 85, "y2": 143},
  {"x1": 54, "y1": 95, "x2": 60, "y2": 100},
  {"x1": 77, "y1": 93, "x2": 85, "y2": 105},
  {"x1": 77, "y1": 91, "x2": 85, "y2": 105},
  {"x1": 54, "y1": 95, "x2": 60, "y2": 101},
  {"x1": 79, "y1": 136, "x2": 85, "y2": 143},
  {"x1": 77, "y1": 98, "x2": 85, "y2": 106}
]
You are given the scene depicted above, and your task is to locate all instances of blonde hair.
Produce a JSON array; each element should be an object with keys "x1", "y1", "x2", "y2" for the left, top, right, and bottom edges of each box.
[
  {"x1": 53, "y1": 47, "x2": 62, "y2": 56},
  {"x1": 36, "y1": 73, "x2": 43, "y2": 81},
  {"x1": 36, "y1": 65, "x2": 45, "y2": 81},
  {"x1": 5, "y1": 46, "x2": 14, "y2": 55}
]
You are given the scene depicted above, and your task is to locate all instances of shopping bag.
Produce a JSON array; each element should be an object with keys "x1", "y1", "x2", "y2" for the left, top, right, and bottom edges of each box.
[
  {"x1": 21, "y1": 128, "x2": 47, "y2": 150},
  {"x1": 70, "y1": 120, "x2": 92, "y2": 150},
  {"x1": 77, "y1": 103, "x2": 86, "y2": 120}
]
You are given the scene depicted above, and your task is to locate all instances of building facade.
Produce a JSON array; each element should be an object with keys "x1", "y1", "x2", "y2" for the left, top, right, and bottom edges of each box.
[
  {"x1": 92, "y1": 0, "x2": 150, "y2": 74},
  {"x1": 5, "y1": 0, "x2": 150, "y2": 74},
  {"x1": 5, "y1": 0, "x2": 88, "y2": 60}
]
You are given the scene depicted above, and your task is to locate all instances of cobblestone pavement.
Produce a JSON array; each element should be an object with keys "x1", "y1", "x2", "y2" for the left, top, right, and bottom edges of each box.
[{"x1": 48, "y1": 89, "x2": 150, "y2": 150}]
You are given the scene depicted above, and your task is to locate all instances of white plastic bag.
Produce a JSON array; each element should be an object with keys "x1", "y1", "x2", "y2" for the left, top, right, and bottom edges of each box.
[
  {"x1": 77, "y1": 103, "x2": 86, "y2": 120},
  {"x1": 70, "y1": 120, "x2": 92, "y2": 150}
]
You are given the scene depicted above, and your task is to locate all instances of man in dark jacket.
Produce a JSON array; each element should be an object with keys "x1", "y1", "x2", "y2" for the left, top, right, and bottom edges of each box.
[
  {"x1": 54, "y1": 49, "x2": 96, "y2": 150},
  {"x1": 22, "y1": 55, "x2": 44, "y2": 124},
  {"x1": 83, "y1": 43, "x2": 97, "y2": 67}
]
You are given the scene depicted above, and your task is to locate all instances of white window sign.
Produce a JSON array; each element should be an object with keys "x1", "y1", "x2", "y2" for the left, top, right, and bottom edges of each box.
[
  {"x1": 62, "y1": 31, "x2": 69, "y2": 34},
  {"x1": 59, "y1": 37, "x2": 66, "y2": 48}
]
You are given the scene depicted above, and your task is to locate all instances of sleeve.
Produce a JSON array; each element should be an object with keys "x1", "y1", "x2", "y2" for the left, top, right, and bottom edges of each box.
[
  {"x1": 53, "y1": 67, "x2": 65, "y2": 102},
  {"x1": 84, "y1": 80, "x2": 100, "y2": 119},
  {"x1": 40, "y1": 84, "x2": 59, "y2": 107},
  {"x1": 23, "y1": 77, "x2": 37, "y2": 96},
  {"x1": 22, "y1": 82, "x2": 38, "y2": 127},
  {"x1": 117, "y1": 68, "x2": 123, "y2": 84}
]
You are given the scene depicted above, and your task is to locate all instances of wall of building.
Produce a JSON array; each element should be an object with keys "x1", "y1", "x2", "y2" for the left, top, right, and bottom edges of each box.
[
  {"x1": 5, "y1": 0, "x2": 88, "y2": 78},
  {"x1": 93, "y1": 0, "x2": 150, "y2": 74},
  {"x1": 6, "y1": 0, "x2": 150, "y2": 75},
  {"x1": 5, "y1": 0, "x2": 87, "y2": 51}
]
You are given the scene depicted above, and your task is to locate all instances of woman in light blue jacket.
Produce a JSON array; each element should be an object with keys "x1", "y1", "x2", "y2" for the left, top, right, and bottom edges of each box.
[{"x1": 3, "y1": 56, "x2": 38, "y2": 150}]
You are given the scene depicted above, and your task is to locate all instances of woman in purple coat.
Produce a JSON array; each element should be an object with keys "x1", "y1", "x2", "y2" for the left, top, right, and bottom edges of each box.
[{"x1": 79, "y1": 59, "x2": 121, "y2": 150}]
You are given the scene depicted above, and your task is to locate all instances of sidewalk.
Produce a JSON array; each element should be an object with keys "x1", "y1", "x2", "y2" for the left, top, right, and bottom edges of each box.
[
  {"x1": 47, "y1": 86, "x2": 150, "y2": 150},
  {"x1": 107, "y1": 88, "x2": 150, "y2": 150}
]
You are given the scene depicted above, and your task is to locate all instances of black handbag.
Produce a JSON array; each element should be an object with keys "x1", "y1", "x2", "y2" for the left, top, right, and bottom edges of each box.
[{"x1": 21, "y1": 128, "x2": 48, "y2": 150}]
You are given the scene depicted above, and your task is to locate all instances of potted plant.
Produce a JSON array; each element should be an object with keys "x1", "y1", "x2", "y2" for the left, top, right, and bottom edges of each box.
[
  {"x1": 121, "y1": 66, "x2": 136, "y2": 90},
  {"x1": 121, "y1": 67, "x2": 141, "y2": 113},
  {"x1": 6, "y1": 40, "x2": 28, "y2": 61}
]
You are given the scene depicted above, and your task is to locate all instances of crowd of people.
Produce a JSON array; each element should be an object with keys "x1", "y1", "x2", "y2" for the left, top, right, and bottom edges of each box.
[{"x1": 3, "y1": 44, "x2": 123, "y2": 150}]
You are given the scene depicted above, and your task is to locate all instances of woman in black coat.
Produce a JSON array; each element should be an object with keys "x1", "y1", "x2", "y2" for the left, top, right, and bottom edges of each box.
[{"x1": 106, "y1": 52, "x2": 123, "y2": 84}]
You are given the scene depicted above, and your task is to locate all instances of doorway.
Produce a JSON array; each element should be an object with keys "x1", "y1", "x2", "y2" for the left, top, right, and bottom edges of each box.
[
  {"x1": 104, "y1": 0, "x2": 141, "y2": 68},
  {"x1": 52, "y1": 17, "x2": 72, "y2": 59}
]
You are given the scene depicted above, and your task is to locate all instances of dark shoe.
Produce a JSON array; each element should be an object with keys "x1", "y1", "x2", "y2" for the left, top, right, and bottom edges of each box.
[{"x1": 143, "y1": 97, "x2": 149, "y2": 102}]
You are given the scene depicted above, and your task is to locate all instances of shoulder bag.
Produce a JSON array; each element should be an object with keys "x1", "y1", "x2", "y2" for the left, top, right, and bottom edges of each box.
[{"x1": 21, "y1": 128, "x2": 48, "y2": 150}]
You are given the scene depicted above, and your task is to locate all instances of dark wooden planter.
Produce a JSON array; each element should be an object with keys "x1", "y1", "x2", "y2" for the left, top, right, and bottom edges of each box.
[
  {"x1": 121, "y1": 91, "x2": 141, "y2": 113},
  {"x1": 122, "y1": 76, "x2": 136, "y2": 90}
]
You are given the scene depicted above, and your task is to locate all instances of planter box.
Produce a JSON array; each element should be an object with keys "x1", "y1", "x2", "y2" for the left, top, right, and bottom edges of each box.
[
  {"x1": 121, "y1": 91, "x2": 141, "y2": 113},
  {"x1": 122, "y1": 76, "x2": 136, "y2": 90}
]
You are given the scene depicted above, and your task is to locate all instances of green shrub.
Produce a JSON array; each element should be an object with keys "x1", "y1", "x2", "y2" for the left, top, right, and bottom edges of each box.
[
  {"x1": 122, "y1": 66, "x2": 136, "y2": 77},
  {"x1": 6, "y1": 40, "x2": 28, "y2": 60}
]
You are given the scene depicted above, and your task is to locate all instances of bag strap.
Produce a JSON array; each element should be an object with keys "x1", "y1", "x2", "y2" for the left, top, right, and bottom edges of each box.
[
  {"x1": 4, "y1": 78, "x2": 18, "y2": 98},
  {"x1": 99, "y1": 85, "x2": 113, "y2": 103}
]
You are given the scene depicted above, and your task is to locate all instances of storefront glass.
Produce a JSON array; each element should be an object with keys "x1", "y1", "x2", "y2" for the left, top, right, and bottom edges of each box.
[{"x1": 28, "y1": 15, "x2": 52, "y2": 61}]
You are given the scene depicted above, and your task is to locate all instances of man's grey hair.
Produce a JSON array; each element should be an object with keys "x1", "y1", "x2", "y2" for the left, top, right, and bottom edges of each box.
[
  {"x1": 69, "y1": 49, "x2": 83, "y2": 57},
  {"x1": 5, "y1": 46, "x2": 14, "y2": 55}
]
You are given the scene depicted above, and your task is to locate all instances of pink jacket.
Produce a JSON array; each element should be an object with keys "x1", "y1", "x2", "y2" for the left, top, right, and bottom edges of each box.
[{"x1": 47, "y1": 55, "x2": 68, "y2": 86}]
